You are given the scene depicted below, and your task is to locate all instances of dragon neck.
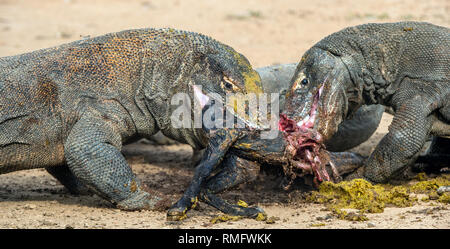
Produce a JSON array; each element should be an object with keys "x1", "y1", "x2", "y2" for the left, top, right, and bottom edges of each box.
[
  {"x1": 337, "y1": 56, "x2": 365, "y2": 119},
  {"x1": 341, "y1": 52, "x2": 397, "y2": 107}
]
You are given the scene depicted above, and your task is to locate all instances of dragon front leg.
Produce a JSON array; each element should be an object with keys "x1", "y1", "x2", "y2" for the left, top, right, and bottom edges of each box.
[
  {"x1": 46, "y1": 164, "x2": 90, "y2": 195},
  {"x1": 199, "y1": 154, "x2": 265, "y2": 218},
  {"x1": 64, "y1": 114, "x2": 164, "y2": 210},
  {"x1": 351, "y1": 93, "x2": 434, "y2": 183},
  {"x1": 167, "y1": 128, "x2": 243, "y2": 221}
]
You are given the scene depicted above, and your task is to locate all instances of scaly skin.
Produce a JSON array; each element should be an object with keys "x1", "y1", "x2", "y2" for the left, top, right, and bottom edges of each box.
[
  {"x1": 185, "y1": 129, "x2": 446, "y2": 219},
  {"x1": 0, "y1": 28, "x2": 263, "y2": 210},
  {"x1": 147, "y1": 64, "x2": 384, "y2": 163},
  {"x1": 175, "y1": 23, "x2": 450, "y2": 219},
  {"x1": 197, "y1": 133, "x2": 368, "y2": 218},
  {"x1": 284, "y1": 22, "x2": 449, "y2": 183},
  {"x1": 168, "y1": 64, "x2": 385, "y2": 219},
  {"x1": 256, "y1": 64, "x2": 385, "y2": 152}
]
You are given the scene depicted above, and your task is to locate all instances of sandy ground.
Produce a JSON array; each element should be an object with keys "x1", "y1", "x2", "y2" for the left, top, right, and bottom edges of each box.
[{"x1": 0, "y1": 0, "x2": 449, "y2": 229}]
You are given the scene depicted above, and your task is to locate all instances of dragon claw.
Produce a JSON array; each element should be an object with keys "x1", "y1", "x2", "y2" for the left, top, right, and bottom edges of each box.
[
  {"x1": 166, "y1": 208, "x2": 188, "y2": 221},
  {"x1": 166, "y1": 196, "x2": 198, "y2": 221}
]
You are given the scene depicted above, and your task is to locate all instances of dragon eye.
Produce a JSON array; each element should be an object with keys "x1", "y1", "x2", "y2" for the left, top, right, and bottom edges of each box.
[
  {"x1": 222, "y1": 75, "x2": 239, "y2": 91},
  {"x1": 292, "y1": 72, "x2": 308, "y2": 90}
]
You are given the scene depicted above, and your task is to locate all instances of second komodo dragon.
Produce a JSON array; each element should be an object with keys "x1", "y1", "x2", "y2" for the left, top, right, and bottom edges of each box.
[{"x1": 284, "y1": 21, "x2": 449, "y2": 183}]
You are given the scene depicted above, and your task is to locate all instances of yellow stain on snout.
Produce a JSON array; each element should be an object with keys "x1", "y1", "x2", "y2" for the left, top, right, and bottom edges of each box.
[
  {"x1": 226, "y1": 47, "x2": 263, "y2": 94},
  {"x1": 242, "y1": 69, "x2": 263, "y2": 94},
  {"x1": 223, "y1": 47, "x2": 264, "y2": 128}
]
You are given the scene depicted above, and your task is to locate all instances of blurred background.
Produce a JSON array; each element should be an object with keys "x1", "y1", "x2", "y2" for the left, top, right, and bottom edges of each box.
[
  {"x1": 0, "y1": 0, "x2": 449, "y2": 229},
  {"x1": 0, "y1": 0, "x2": 448, "y2": 67}
]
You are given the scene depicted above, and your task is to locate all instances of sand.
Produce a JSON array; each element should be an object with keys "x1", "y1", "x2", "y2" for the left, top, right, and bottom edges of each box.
[{"x1": 0, "y1": 0, "x2": 449, "y2": 229}]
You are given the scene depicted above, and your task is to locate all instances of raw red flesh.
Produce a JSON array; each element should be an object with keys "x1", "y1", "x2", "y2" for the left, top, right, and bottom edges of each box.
[{"x1": 279, "y1": 114, "x2": 337, "y2": 188}]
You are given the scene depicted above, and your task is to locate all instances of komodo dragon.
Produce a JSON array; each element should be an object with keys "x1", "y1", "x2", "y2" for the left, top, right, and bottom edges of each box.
[
  {"x1": 282, "y1": 21, "x2": 449, "y2": 183},
  {"x1": 168, "y1": 22, "x2": 449, "y2": 220},
  {"x1": 0, "y1": 28, "x2": 264, "y2": 210},
  {"x1": 167, "y1": 64, "x2": 385, "y2": 220},
  {"x1": 143, "y1": 64, "x2": 384, "y2": 162}
]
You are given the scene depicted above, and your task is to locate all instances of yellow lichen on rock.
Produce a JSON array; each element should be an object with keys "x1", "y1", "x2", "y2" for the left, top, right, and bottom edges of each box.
[
  {"x1": 409, "y1": 174, "x2": 450, "y2": 202},
  {"x1": 308, "y1": 179, "x2": 416, "y2": 217},
  {"x1": 307, "y1": 174, "x2": 450, "y2": 221},
  {"x1": 413, "y1": 172, "x2": 428, "y2": 181},
  {"x1": 384, "y1": 186, "x2": 416, "y2": 208},
  {"x1": 265, "y1": 216, "x2": 280, "y2": 224},
  {"x1": 438, "y1": 193, "x2": 450, "y2": 204},
  {"x1": 308, "y1": 179, "x2": 387, "y2": 213},
  {"x1": 331, "y1": 208, "x2": 369, "y2": 221},
  {"x1": 210, "y1": 215, "x2": 243, "y2": 224},
  {"x1": 410, "y1": 175, "x2": 450, "y2": 193}
]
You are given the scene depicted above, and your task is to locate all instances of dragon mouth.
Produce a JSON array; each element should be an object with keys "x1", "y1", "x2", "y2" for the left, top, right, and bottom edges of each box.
[
  {"x1": 278, "y1": 85, "x2": 341, "y2": 188},
  {"x1": 192, "y1": 85, "x2": 261, "y2": 129},
  {"x1": 296, "y1": 85, "x2": 324, "y2": 129}
]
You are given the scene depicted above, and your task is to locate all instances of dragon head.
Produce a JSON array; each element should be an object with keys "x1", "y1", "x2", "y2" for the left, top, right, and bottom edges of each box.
[
  {"x1": 283, "y1": 47, "x2": 355, "y2": 142},
  {"x1": 141, "y1": 29, "x2": 264, "y2": 149},
  {"x1": 189, "y1": 44, "x2": 264, "y2": 130}
]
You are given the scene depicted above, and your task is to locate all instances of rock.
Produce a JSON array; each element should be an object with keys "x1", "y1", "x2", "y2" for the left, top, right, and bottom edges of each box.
[
  {"x1": 23, "y1": 204, "x2": 37, "y2": 210},
  {"x1": 437, "y1": 186, "x2": 450, "y2": 195},
  {"x1": 316, "y1": 214, "x2": 332, "y2": 221},
  {"x1": 265, "y1": 216, "x2": 280, "y2": 224},
  {"x1": 41, "y1": 220, "x2": 57, "y2": 226},
  {"x1": 367, "y1": 222, "x2": 376, "y2": 228},
  {"x1": 429, "y1": 193, "x2": 440, "y2": 200}
]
